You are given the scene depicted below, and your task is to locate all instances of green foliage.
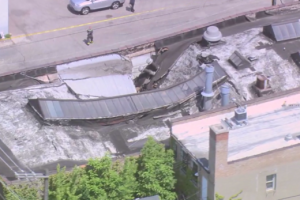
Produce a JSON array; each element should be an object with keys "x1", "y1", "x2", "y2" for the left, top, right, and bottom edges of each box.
[
  {"x1": 215, "y1": 190, "x2": 242, "y2": 200},
  {"x1": 229, "y1": 190, "x2": 242, "y2": 200},
  {"x1": 0, "y1": 177, "x2": 42, "y2": 200},
  {"x1": 216, "y1": 193, "x2": 225, "y2": 200},
  {"x1": 4, "y1": 34, "x2": 11, "y2": 38},
  {"x1": 136, "y1": 137, "x2": 177, "y2": 200},
  {"x1": 4, "y1": 183, "x2": 40, "y2": 200},
  {"x1": 1, "y1": 137, "x2": 177, "y2": 200},
  {"x1": 49, "y1": 164, "x2": 83, "y2": 200},
  {"x1": 83, "y1": 154, "x2": 137, "y2": 200},
  {"x1": 174, "y1": 166, "x2": 198, "y2": 200}
]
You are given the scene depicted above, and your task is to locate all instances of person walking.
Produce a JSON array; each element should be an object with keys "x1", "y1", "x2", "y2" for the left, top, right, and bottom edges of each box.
[
  {"x1": 86, "y1": 27, "x2": 93, "y2": 45},
  {"x1": 129, "y1": 0, "x2": 135, "y2": 12}
]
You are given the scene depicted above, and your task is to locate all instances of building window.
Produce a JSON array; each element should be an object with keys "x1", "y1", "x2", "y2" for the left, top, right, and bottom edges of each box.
[
  {"x1": 191, "y1": 161, "x2": 198, "y2": 185},
  {"x1": 180, "y1": 149, "x2": 189, "y2": 173},
  {"x1": 266, "y1": 174, "x2": 276, "y2": 190},
  {"x1": 201, "y1": 175, "x2": 208, "y2": 199},
  {"x1": 173, "y1": 142, "x2": 177, "y2": 159}
]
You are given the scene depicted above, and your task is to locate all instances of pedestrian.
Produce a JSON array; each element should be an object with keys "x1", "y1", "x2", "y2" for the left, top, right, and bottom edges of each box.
[
  {"x1": 87, "y1": 27, "x2": 93, "y2": 45},
  {"x1": 129, "y1": 0, "x2": 135, "y2": 12}
]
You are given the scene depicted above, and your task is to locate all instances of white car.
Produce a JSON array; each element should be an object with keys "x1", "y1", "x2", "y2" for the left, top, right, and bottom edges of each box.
[{"x1": 69, "y1": 0, "x2": 125, "y2": 15}]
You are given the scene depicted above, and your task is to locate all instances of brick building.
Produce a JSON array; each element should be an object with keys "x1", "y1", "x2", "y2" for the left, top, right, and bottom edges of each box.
[{"x1": 170, "y1": 87, "x2": 300, "y2": 200}]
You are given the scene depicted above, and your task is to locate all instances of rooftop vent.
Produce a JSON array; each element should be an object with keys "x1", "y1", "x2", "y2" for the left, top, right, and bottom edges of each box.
[
  {"x1": 263, "y1": 20, "x2": 300, "y2": 42},
  {"x1": 233, "y1": 106, "x2": 247, "y2": 124},
  {"x1": 256, "y1": 75, "x2": 269, "y2": 90},
  {"x1": 222, "y1": 99, "x2": 248, "y2": 129},
  {"x1": 203, "y1": 26, "x2": 222, "y2": 42},
  {"x1": 220, "y1": 83, "x2": 230, "y2": 107},
  {"x1": 252, "y1": 74, "x2": 273, "y2": 97},
  {"x1": 228, "y1": 50, "x2": 251, "y2": 70},
  {"x1": 284, "y1": 134, "x2": 294, "y2": 141}
]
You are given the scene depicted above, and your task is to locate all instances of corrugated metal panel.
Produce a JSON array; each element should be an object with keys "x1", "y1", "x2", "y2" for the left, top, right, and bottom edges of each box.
[
  {"x1": 104, "y1": 99, "x2": 119, "y2": 117},
  {"x1": 131, "y1": 95, "x2": 145, "y2": 111},
  {"x1": 145, "y1": 93, "x2": 159, "y2": 108},
  {"x1": 185, "y1": 78, "x2": 199, "y2": 92},
  {"x1": 117, "y1": 97, "x2": 136, "y2": 114},
  {"x1": 137, "y1": 94, "x2": 153, "y2": 111},
  {"x1": 151, "y1": 92, "x2": 166, "y2": 106},
  {"x1": 166, "y1": 89, "x2": 180, "y2": 103},
  {"x1": 172, "y1": 86, "x2": 185, "y2": 100},
  {"x1": 95, "y1": 101, "x2": 110, "y2": 117},
  {"x1": 159, "y1": 91, "x2": 173, "y2": 104},
  {"x1": 264, "y1": 20, "x2": 300, "y2": 42},
  {"x1": 179, "y1": 83, "x2": 193, "y2": 96},
  {"x1": 64, "y1": 75, "x2": 136, "y2": 98},
  {"x1": 28, "y1": 62, "x2": 227, "y2": 120}
]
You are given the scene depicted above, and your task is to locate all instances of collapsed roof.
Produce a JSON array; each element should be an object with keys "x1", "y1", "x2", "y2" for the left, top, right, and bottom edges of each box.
[{"x1": 28, "y1": 62, "x2": 227, "y2": 121}]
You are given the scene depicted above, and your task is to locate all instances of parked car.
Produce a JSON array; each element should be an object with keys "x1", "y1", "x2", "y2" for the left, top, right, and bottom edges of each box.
[{"x1": 69, "y1": 0, "x2": 125, "y2": 15}]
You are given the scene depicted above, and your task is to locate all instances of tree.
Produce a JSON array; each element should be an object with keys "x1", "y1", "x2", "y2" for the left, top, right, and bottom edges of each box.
[
  {"x1": 4, "y1": 183, "x2": 41, "y2": 200},
  {"x1": 83, "y1": 154, "x2": 137, "y2": 200},
  {"x1": 216, "y1": 190, "x2": 242, "y2": 200},
  {"x1": 49, "y1": 164, "x2": 82, "y2": 200},
  {"x1": 136, "y1": 137, "x2": 177, "y2": 200},
  {"x1": 118, "y1": 157, "x2": 138, "y2": 200}
]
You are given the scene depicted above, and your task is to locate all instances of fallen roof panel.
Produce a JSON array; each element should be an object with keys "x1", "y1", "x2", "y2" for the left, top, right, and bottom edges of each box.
[
  {"x1": 64, "y1": 75, "x2": 136, "y2": 98},
  {"x1": 28, "y1": 62, "x2": 227, "y2": 121}
]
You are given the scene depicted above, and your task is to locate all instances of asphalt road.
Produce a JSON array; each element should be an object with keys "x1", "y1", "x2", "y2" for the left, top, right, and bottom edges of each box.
[{"x1": 0, "y1": 0, "x2": 272, "y2": 75}]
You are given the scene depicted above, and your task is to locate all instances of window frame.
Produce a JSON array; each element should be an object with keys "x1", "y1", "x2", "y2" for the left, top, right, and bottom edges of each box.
[
  {"x1": 180, "y1": 149, "x2": 189, "y2": 174},
  {"x1": 266, "y1": 174, "x2": 276, "y2": 191},
  {"x1": 191, "y1": 161, "x2": 198, "y2": 186}
]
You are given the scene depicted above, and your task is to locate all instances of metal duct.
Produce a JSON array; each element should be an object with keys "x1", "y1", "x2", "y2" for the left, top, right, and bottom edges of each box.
[
  {"x1": 201, "y1": 65, "x2": 215, "y2": 98},
  {"x1": 201, "y1": 65, "x2": 215, "y2": 111},
  {"x1": 221, "y1": 84, "x2": 230, "y2": 107}
]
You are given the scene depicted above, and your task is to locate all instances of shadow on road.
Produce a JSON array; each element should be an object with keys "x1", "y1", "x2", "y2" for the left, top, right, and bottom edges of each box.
[{"x1": 67, "y1": 5, "x2": 80, "y2": 15}]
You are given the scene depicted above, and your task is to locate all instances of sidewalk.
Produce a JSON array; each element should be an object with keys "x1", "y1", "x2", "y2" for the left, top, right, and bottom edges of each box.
[{"x1": 0, "y1": 0, "x2": 272, "y2": 75}]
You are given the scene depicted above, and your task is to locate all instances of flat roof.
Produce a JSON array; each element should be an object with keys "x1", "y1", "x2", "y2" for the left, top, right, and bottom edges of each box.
[{"x1": 171, "y1": 87, "x2": 300, "y2": 162}]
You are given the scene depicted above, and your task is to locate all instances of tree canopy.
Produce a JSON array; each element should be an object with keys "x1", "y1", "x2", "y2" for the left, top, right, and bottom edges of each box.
[
  {"x1": 47, "y1": 136, "x2": 176, "y2": 200},
  {"x1": 136, "y1": 137, "x2": 176, "y2": 200}
]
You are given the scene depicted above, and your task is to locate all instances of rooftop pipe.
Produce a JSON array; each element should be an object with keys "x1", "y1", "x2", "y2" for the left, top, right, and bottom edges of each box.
[
  {"x1": 201, "y1": 65, "x2": 215, "y2": 111},
  {"x1": 220, "y1": 84, "x2": 230, "y2": 107},
  {"x1": 201, "y1": 65, "x2": 215, "y2": 98}
]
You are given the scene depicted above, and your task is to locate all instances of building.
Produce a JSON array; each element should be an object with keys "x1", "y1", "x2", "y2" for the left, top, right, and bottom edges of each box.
[{"x1": 170, "y1": 87, "x2": 300, "y2": 200}]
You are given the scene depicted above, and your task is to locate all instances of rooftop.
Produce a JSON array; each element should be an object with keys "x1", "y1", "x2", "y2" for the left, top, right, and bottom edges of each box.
[
  {"x1": 171, "y1": 88, "x2": 300, "y2": 162},
  {"x1": 2, "y1": 9, "x2": 300, "y2": 174},
  {"x1": 160, "y1": 27, "x2": 300, "y2": 102}
]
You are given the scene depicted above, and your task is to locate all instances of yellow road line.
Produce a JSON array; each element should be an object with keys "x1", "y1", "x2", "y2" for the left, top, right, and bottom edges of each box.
[{"x1": 8, "y1": 8, "x2": 165, "y2": 40}]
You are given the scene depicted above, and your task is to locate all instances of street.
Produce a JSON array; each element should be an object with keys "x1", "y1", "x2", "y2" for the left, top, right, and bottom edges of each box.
[{"x1": 0, "y1": 0, "x2": 272, "y2": 74}]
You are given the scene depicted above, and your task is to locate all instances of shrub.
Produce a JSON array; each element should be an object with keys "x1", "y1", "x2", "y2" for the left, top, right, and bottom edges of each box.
[{"x1": 4, "y1": 34, "x2": 11, "y2": 39}]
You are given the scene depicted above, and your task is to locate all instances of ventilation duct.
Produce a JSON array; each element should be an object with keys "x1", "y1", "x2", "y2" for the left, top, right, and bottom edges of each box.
[
  {"x1": 220, "y1": 84, "x2": 230, "y2": 107},
  {"x1": 201, "y1": 65, "x2": 215, "y2": 111},
  {"x1": 201, "y1": 65, "x2": 215, "y2": 97}
]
